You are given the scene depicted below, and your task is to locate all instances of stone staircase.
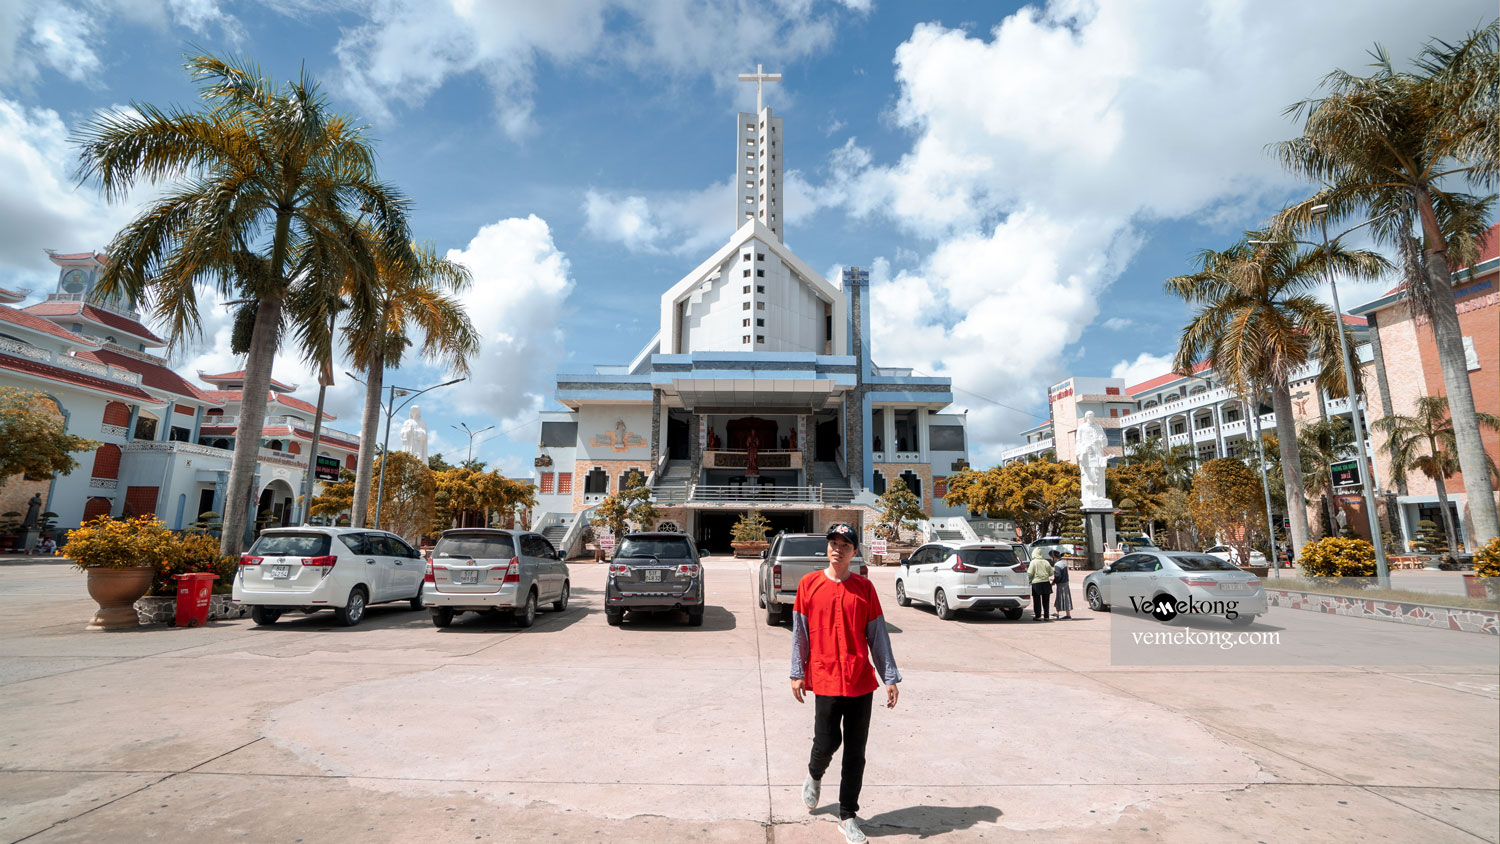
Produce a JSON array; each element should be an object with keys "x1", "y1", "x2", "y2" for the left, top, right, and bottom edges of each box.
[
  {"x1": 543, "y1": 524, "x2": 569, "y2": 546},
  {"x1": 933, "y1": 528, "x2": 965, "y2": 542},
  {"x1": 811, "y1": 461, "x2": 855, "y2": 502},
  {"x1": 654, "y1": 460, "x2": 694, "y2": 500}
]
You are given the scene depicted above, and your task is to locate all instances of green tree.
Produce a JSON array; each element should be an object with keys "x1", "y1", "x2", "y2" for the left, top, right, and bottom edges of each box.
[
  {"x1": 1058, "y1": 499, "x2": 1087, "y2": 554},
  {"x1": 0, "y1": 388, "x2": 97, "y2": 484},
  {"x1": 591, "y1": 473, "x2": 658, "y2": 539},
  {"x1": 75, "y1": 54, "x2": 411, "y2": 554},
  {"x1": 433, "y1": 467, "x2": 537, "y2": 530},
  {"x1": 368, "y1": 452, "x2": 435, "y2": 544},
  {"x1": 731, "y1": 508, "x2": 771, "y2": 544},
  {"x1": 876, "y1": 477, "x2": 927, "y2": 543},
  {"x1": 346, "y1": 238, "x2": 478, "y2": 527},
  {"x1": 943, "y1": 458, "x2": 1079, "y2": 544},
  {"x1": 1276, "y1": 21, "x2": 1500, "y2": 546},
  {"x1": 1191, "y1": 458, "x2": 1268, "y2": 565},
  {"x1": 1372, "y1": 395, "x2": 1500, "y2": 553},
  {"x1": 1298, "y1": 417, "x2": 1357, "y2": 539},
  {"x1": 1165, "y1": 233, "x2": 1386, "y2": 558},
  {"x1": 310, "y1": 469, "x2": 356, "y2": 523},
  {"x1": 428, "y1": 453, "x2": 455, "y2": 472}
]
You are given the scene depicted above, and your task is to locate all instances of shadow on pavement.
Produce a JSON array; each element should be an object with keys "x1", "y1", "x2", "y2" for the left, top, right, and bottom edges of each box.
[
  {"x1": 431, "y1": 604, "x2": 594, "y2": 633},
  {"x1": 616, "y1": 605, "x2": 737, "y2": 631},
  {"x1": 861, "y1": 804, "x2": 1003, "y2": 838}
]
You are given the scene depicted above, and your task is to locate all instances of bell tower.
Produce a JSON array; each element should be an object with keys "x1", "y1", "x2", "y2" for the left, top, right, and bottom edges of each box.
[{"x1": 736, "y1": 65, "x2": 784, "y2": 242}]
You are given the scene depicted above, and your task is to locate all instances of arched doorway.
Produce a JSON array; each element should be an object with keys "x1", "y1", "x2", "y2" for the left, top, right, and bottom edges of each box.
[{"x1": 256, "y1": 479, "x2": 297, "y2": 531}]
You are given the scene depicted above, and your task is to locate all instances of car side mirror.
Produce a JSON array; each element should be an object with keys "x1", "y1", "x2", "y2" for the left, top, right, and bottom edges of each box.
[
  {"x1": 760, "y1": 549, "x2": 769, "y2": 559},
  {"x1": 1100, "y1": 565, "x2": 1112, "y2": 574},
  {"x1": 556, "y1": 550, "x2": 567, "y2": 560}
]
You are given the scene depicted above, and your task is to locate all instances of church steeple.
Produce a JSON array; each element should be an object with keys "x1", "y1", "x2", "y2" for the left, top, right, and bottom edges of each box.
[{"x1": 736, "y1": 65, "x2": 784, "y2": 243}]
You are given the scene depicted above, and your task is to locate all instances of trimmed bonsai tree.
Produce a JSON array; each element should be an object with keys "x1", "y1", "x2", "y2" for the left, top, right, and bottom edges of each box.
[
  {"x1": 1059, "y1": 498, "x2": 1088, "y2": 556},
  {"x1": 732, "y1": 508, "x2": 771, "y2": 545},
  {"x1": 1410, "y1": 519, "x2": 1448, "y2": 555},
  {"x1": 877, "y1": 477, "x2": 927, "y2": 545}
]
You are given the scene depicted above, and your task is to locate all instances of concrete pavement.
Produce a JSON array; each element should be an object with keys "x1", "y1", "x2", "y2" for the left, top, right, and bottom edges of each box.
[{"x1": 0, "y1": 557, "x2": 1495, "y2": 843}]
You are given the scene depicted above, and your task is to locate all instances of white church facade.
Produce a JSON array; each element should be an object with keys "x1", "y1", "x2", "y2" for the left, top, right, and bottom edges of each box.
[{"x1": 530, "y1": 81, "x2": 975, "y2": 554}]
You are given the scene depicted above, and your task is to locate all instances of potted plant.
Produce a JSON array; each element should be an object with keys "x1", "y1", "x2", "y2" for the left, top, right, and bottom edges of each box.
[
  {"x1": 1465, "y1": 536, "x2": 1500, "y2": 601},
  {"x1": 66, "y1": 515, "x2": 174, "y2": 629},
  {"x1": 730, "y1": 509, "x2": 771, "y2": 558},
  {"x1": 876, "y1": 478, "x2": 926, "y2": 564}
]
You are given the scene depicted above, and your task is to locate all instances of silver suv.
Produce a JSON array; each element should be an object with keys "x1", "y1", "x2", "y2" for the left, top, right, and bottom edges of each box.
[{"x1": 421, "y1": 529, "x2": 570, "y2": 628}]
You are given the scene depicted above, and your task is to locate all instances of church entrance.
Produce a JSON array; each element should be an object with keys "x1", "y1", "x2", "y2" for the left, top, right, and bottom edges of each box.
[
  {"x1": 815, "y1": 418, "x2": 841, "y2": 462},
  {"x1": 695, "y1": 509, "x2": 814, "y2": 554},
  {"x1": 667, "y1": 415, "x2": 690, "y2": 460}
]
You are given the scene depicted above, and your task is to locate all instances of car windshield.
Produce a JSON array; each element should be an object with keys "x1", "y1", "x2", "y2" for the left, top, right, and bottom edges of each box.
[
  {"x1": 617, "y1": 537, "x2": 694, "y2": 559},
  {"x1": 778, "y1": 537, "x2": 829, "y2": 557},
  {"x1": 964, "y1": 548, "x2": 1017, "y2": 567},
  {"x1": 434, "y1": 535, "x2": 515, "y2": 560},
  {"x1": 1173, "y1": 555, "x2": 1242, "y2": 571},
  {"x1": 252, "y1": 533, "x2": 331, "y2": 557}
]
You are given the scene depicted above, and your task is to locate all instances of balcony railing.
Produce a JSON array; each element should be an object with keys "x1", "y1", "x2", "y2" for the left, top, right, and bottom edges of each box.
[
  {"x1": 654, "y1": 484, "x2": 855, "y2": 505},
  {"x1": 0, "y1": 337, "x2": 143, "y2": 386}
]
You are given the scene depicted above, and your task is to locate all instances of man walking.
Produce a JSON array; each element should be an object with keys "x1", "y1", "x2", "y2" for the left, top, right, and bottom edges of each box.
[{"x1": 790, "y1": 523, "x2": 901, "y2": 843}]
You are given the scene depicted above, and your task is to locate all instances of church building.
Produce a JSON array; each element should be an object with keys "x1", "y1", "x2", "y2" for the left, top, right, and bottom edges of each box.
[{"x1": 531, "y1": 76, "x2": 973, "y2": 554}]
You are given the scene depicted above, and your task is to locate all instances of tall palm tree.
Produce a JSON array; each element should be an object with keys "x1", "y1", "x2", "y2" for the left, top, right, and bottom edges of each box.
[
  {"x1": 1298, "y1": 417, "x2": 1356, "y2": 537},
  {"x1": 1372, "y1": 396, "x2": 1500, "y2": 554},
  {"x1": 1276, "y1": 20, "x2": 1500, "y2": 547},
  {"x1": 75, "y1": 54, "x2": 410, "y2": 554},
  {"x1": 345, "y1": 239, "x2": 479, "y2": 527},
  {"x1": 1165, "y1": 232, "x2": 1388, "y2": 557}
]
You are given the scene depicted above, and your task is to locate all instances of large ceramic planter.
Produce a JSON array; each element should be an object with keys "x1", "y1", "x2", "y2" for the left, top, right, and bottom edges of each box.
[
  {"x1": 85, "y1": 567, "x2": 155, "y2": 629},
  {"x1": 731, "y1": 541, "x2": 769, "y2": 559}
]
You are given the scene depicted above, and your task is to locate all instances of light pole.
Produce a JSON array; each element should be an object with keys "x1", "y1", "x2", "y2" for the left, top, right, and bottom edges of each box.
[
  {"x1": 349, "y1": 374, "x2": 465, "y2": 530},
  {"x1": 452, "y1": 422, "x2": 495, "y2": 466},
  {"x1": 1243, "y1": 379, "x2": 1282, "y2": 577},
  {"x1": 1251, "y1": 205, "x2": 1391, "y2": 587},
  {"x1": 298, "y1": 306, "x2": 342, "y2": 525}
]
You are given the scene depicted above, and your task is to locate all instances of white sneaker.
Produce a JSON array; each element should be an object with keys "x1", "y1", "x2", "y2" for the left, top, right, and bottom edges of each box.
[
  {"x1": 839, "y1": 817, "x2": 867, "y2": 843},
  {"x1": 802, "y1": 775, "x2": 820, "y2": 810}
]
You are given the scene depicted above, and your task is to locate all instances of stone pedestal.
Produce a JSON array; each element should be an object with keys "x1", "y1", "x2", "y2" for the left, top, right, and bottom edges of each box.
[{"x1": 1082, "y1": 507, "x2": 1116, "y2": 571}]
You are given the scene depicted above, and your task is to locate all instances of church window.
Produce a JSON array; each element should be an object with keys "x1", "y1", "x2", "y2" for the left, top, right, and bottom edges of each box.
[
  {"x1": 743, "y1": 285, "x2": 751, "y2": 293},
  {"x1": 742, "y1": 253, "x2": 750, "y2": 261},
  {"x1": 759, "y1": 164, "x2": 764, "y2": 172},
  {"x1": 760, "y1": 194, "x2": 764, "y2": 202},
  {"x1": 539, "y1": 473, "x2": 554, "y2": 494},
  {"x1": 557, "y1": 473, "x2": 572, "y2": 494},
  {"x1": 759, "y1": 178, "x2": 764, "y2": 186},
  {"x1": 745, "y1": 180, "x2": 754, "y2": 189},
  {"x1": 756, "y1": 318, "x2": 764, "y2": 327},
  {"x1": 756, "y1": 302, "x2": 765, "y2": 310},
  {"x1": 757, "y1": 253, "x2": 764, "y2": 260},
  {"x1": 584, "y1": 468, "x2": 608, "y2": 494},
  {"x1": 743, "y1": 335, "x2": 751, "y2": 344},
  {"x1": 745, "y1": 167, "x2": 753, "y2": 175},
  {"x1": 872, "y1": 470, "x2": 886, "y2": 496},
  {"x1": 759, "y1": 121, "x2": 764, "y2": 128},
  {"x1": 746, "y1": 123, "x2": 755, "y2": 130},
  {"x1": 756, "y1": 270, "x2": 764, "y2": 277},
  {"x1": 743, "y1": 302, "x2": 751, "y2": 310},
  {"x1": 743, "y1": 319, "x2": 751, "y2": 327},
  {"x1": 746, "y1": 211, "x2": 753, "y2": 219},
  {"x1": 743, "y1": 269, "x2": 751, "y2": 277},
  {"x1": 898, "y1": 470, "x2": 922, "y2": 499},
  {"x1": 744, "y1": 196, "x2": 754, "y2": 204},
  {"x1": 756, "y1": 335, "x2": 765, "y2": 343},
  {"x1": 770, "y1": 214, "x2": 776, "y2": 221},
  {"x1": 746, "y1": 152, "x2": 753, "y2": 160},
  {"x1": 756, "y1": 285, "x2": 764, "y2": 293}
]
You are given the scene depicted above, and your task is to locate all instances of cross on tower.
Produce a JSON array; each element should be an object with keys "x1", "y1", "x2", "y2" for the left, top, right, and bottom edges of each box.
[{"x1": 737, "y1": 63, "x2": 782, "y2": 113}]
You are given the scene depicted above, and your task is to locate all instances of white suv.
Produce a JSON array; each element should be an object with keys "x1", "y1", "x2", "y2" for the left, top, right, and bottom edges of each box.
[
  {"x1": 232, "y1": 527, "x2": 425, "y2": 627},
  {"x1": 895, "y1": 541, "x2": 1032, "y2": 620}
]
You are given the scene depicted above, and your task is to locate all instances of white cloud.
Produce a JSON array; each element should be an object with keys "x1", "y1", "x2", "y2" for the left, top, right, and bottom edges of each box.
[
  {"x1": 1110, "y1": 352, "x2": 1175, "y2": 390},
  {"x1": 0, "y1": 1, "x2": 240, "y2": 85},
  {"x1": 583, "y1": 178, "x2": 736, "y2": 256},
  {"x1": 331, "y1": 0, "x2": 850, "y2": 136},
  {"x1": 808, "y1": 0, "x2": 1490, "y2": 461},
  {"x1": 28, "y1": 4, "x2": 101, "y2": 83},
  {"x1": 1102, "y1": 317, "x2": 1133, "y2": 331}
]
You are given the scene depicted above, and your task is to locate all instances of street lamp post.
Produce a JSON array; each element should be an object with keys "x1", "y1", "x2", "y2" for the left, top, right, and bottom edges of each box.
[
  {"x1": 1251, "y1": 206, "x2": 1391, "y2": 587},
  {"x1": 1243, "y1": 380, "x2": 1282, "y2": 577},
  {"x1": 452, "y1": 422, "x2": 495, "y2": 466},
  {"x1": 349, "y1": 375, "x2": 466, "y2": 530}
]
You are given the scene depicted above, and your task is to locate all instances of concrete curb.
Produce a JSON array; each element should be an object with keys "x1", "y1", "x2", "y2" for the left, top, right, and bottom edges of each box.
[{"x1": 1265, "y1": 587, "x2": 1499, "y2": 636}]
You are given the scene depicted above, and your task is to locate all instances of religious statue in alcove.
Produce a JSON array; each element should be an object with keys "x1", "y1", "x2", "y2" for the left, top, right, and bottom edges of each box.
[{"x1": 745, "y1": 430, "x2": 760, "y2": 476}]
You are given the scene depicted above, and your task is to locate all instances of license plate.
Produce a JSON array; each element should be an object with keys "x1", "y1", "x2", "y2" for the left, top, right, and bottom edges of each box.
[
  {"x1": 458, "y1": 570, "x2": 479, "y2": 584},
  {"x1": 1220, "y1": 582, "x2": 1247, "y2": 592},
  {"x1": 270, "y1": 565, "x2": 291, "y2": 579},
  {"x1": 645, "y1": 569, "x2": 663, "y2": 582},
  {"x1": 987, "y1": 577, "x2": 1002, "y2": 587}
]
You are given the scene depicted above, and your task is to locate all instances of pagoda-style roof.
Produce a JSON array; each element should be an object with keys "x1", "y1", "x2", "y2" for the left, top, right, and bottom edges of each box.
[
  {"x1": 199, "y1": 369, "x2": 298, "y2": 392},
  {"x1": 23, "y1": 300, "x2": 166, "y2": 347}
]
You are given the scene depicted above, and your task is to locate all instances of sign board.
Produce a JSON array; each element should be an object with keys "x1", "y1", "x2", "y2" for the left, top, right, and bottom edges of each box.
[
  {"x1": 314, "y1": 455, "x2": 341, "y2": 481},
  {"x1": 871, "y1": 539, "x2": 888, "y2": 556},
  {"x1": 1330, "y1": 459, "x2": 1360, "y2": 488},
  {"x1": 599, "y1": 535, "x2": 616, "y2": 550}
]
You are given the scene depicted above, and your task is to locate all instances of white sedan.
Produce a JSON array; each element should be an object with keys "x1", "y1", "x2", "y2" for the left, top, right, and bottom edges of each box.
[{"x1": 1204, "y1": 545, "x2": 1267, "y2": 566}]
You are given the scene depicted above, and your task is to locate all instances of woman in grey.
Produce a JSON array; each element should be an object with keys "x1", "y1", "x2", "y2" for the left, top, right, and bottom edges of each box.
[{"x1": 1050, "y1": 549, "x2": 1074, "y2": 619}]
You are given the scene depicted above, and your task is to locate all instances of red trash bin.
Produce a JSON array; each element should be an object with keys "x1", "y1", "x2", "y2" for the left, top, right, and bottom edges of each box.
[{"x1": 174, "y1": 572, "x2": 218, "y2": 627}]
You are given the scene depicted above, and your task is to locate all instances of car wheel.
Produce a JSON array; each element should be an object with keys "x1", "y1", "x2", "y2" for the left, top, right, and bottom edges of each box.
[
  {"x1": 606, "y1": 608, "x2": 623, "y2": 627},
  {"x1": 934, "y1": 588, "x2": 954, "y2": 620},
  {"x1": 552, "y1": 581, "x2": 570, "y2": 612},
  {"x1": 430, "y1": 608, "x2": 454, "y2": 628},
  {"x1": 687, "y1": 608, "x2": 704, "y2": 627},
  {"x1": 335, "y1": 587, "x2": 367, "y2": 627},
  {"x1": 1086, "y1": 584, "x2": 1107, "y2": 612},
  {"x1": 1228, "y1": 614, "x2": 1256, "y2": 627},
  {"x1": 409, "y1": 587, "x2": 424, "y2": 610},
  {"x1": 1002, "y1": 607, "x2": 1024, "y2": 621},
  {"x1": 765, "y1": 601, "x2": 782, "y2": 625},
  {"x1": 514, "y1": 589, "x2": 537, "y2": 628},
  {"x1": 895, "y1": 580, "x2": 911, "y2": 607},
  {"x1": 250, "y1": 606, "x2": 281, "y2": 626}
]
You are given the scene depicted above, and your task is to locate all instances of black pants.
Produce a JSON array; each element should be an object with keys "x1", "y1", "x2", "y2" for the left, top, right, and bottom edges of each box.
[
  {"x1": 808, "y1": 692, "x2": 873, "y2": 820},
  {"x1": 1032, "y1": 582, "x2": 1052, "y2": 619}
]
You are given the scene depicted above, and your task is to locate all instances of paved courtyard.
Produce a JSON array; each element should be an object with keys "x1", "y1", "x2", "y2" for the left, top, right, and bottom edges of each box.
[{"x1": 0, "y1": 557, "x2": 1496, "y2": 843}]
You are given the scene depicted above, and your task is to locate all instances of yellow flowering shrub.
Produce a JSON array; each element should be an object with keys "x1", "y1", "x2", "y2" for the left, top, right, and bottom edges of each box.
[
  {"x1": 151, "y1": 533, "x2": 237, "y2": 596},
  {"x1": 1299, "y1": 536, "x2": 1377, "y2": 579},
  {"x1": 65, "y1": 515, "x2": 174, "y2": 571},
  {"x1": 1475, "y1": 536, "x2": 1500, "y2": 579}
]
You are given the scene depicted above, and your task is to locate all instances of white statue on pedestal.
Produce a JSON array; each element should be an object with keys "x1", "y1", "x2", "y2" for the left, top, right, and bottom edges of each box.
[
  {"x1": 1075, "y1": 411, "x2": 1111, "y2": 509},
  {"x1": 399, "y1": 406, "x2": 429, "y2": 463}
]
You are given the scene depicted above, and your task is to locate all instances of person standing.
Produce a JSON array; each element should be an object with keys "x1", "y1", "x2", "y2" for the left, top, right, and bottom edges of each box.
[
  {"x1": 1051, "y1": 549, "x2": 1074, "y2": 619},
  {"x1": 791, "y1": 523, "x2": 901, "y2": 844},
  {"x1": 1027, "y1": 547, "x2": 1054, "y2": 621}
]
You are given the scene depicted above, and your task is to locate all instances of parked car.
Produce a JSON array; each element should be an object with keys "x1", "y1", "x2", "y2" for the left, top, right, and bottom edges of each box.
[
  {"x1": 1027, "y1": 536, "x2": 1081, "y2": 558},
  {"x1": 1117, "y1": 535, "x2": 1160, "y2": 551},
  {"x1": 895, "y1": 541, "x2": 1031, "y2": 620},
  {"x1": 233, "y1": 527, "x2": 425, "y2": 627},
  {"x1": 1081, "y1": 549, "x2": 1267, "y2": 626},
  {"x1": 1204, "y1": 544, "x2": 1268, "y2": 566},
  {"x1": 605, "y1": 532, "x2": 705, "y2": 627},
  {"x1": 421, "y1": 528, "x2": 570, "y2": 628},
  {"x1": 758, "y1": 533, "x2": 868, "y2": 625}
]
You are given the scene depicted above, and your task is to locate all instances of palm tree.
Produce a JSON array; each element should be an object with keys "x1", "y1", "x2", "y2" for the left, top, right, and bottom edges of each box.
[
  {"x1": 1372, "y1": 396, "x2": 1500, "y2": 554},
  {"x1": 1276, "y1": 20, "x2": 1500, "y2": 546},
  {"x1": 1165, "y1": 232, "x2": 1388, "y2": 558},
  {"x1": 75, "y1": 54, "x2": 410, "y2": 554},
  {"x1": 1298, "y1": 417, "x2": 1356, "y2": 537},
  {"x1": 345, "y1": 239, "x2": 479, "y2": 527}
]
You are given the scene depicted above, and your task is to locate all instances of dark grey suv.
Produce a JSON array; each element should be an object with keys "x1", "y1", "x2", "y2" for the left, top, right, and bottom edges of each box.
[{"x1": 604, "y1": 533, "x2": 704, "y2": 627}]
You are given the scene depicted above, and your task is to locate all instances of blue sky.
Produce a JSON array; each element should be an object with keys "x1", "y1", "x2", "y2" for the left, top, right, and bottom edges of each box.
[{"x1": 1, "y1": 0, "x2": 1493, "y2": 471}]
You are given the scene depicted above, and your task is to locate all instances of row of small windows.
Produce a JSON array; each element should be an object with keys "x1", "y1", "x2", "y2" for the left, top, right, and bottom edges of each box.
[
  {"x1": 741, "y1": 318, "x2": 765, "y2": 327},
  {"x1": 741, "y1": 285, "x2": 765, "y2": 294},
  {"x1": 741, "y1": 335, "x2": 766, "y2": 344}
]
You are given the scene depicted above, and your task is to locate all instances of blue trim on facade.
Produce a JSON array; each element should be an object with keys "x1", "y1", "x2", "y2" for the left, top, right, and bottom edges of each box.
[
  {"x1": 556, "y1": 389, "x2": 656, "y2": 403},
  {"x1": 864, "y1": 390, "x2": 955, "y2": 404},
  {"x1": 861, "y1": 390, "x2": 874, "y2": 489}
]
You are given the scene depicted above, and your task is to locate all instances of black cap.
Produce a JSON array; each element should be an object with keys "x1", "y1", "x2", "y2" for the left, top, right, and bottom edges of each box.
[
  {"x1": 826, "y1": 523, "x2": 859, "y2": 551},
  {"x1": 1048, "y1": 548, "x2": 1063, "y2": 558}
]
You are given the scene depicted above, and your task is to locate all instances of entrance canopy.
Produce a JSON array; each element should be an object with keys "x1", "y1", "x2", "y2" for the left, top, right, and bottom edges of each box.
[{"x1": 667, "y1": 376, "x2": 842, "y2": 411}]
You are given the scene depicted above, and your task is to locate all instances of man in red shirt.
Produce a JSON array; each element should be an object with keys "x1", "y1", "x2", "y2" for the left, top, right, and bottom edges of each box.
[{"x1": 790, "y1": 523, "x2": 901, "y2": 844}]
